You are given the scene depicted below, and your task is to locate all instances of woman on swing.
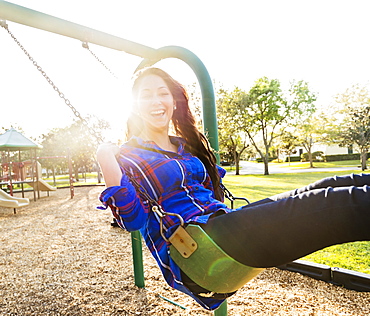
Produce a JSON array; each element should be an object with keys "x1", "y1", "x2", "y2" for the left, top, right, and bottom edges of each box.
[{"x1": 97, "y1": 67, "x2": 370, "y2": 311}]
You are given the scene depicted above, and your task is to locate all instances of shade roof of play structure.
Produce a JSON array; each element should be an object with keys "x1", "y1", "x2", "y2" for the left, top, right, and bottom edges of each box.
[{"x1": 0, "y1": 128, "x2": 42, "y2": 151}]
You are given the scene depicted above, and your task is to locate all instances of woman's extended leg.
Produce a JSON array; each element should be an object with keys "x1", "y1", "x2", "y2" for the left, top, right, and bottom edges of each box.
[
  {"x1": 204, "y1": 174, "x2": 370, "y2": 268},
  {"x1": 250, "y1": 173, "x2": 370, "y2": 207},
  {"x1": 272, "y1": 173, "x2": 370, "y2": 200}
]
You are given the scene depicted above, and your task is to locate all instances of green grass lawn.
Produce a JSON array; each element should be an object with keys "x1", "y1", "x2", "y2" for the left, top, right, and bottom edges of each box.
[
  {"x1": 223, "y1": 169, "x2": 370, "y2": 274},
  {"x1": 271, "y1": 159, "x2": 365, "y2": 169}
]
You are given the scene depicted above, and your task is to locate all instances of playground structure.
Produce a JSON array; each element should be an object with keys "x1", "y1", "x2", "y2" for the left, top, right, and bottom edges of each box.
[
  {"x1": 1, "y1": 160, "x2": 55, "y2": 193},
  {"x1": 0, "y1": 128, "x2": 62, "y2": 211},
  {"x1": 26, "y1": 161, "x2": 57, "y2": 194},
  {"x1": 0, "y1": 188, "x2": 29, "y2": 213},
  {"x1": 0, "y1": 128, "x2": 42, "y2": 202}
]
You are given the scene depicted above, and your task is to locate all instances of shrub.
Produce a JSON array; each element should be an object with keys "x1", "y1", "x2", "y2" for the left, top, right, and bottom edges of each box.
[
  {"x1": 323, "y1": 153, "x2": 364, "y2": 162},
  {"x1": 256, "y1": 157, "x2": 277, "y2": 163},
  {"x1": 272, "y1": 158, "x2": 284, "y2": 163},
  {"x1": 285, "y1": 156, "x2": 301, "y2": 162},
  {"x1": 301, "y1": 151, "x2": 324, "y2": 162}
]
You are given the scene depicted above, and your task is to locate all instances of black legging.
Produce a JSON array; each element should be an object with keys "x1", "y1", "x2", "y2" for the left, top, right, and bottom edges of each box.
[{"x1": 203, "y1": 173, "x2": 370, "y2": 268}]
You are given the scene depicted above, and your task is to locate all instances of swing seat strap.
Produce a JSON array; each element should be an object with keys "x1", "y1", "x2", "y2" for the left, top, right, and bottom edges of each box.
[{"x1": 170, "y1": 224, "x2": 264, "y2": 294}]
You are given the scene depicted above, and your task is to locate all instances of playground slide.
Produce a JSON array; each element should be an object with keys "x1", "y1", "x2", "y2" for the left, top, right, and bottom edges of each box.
[
  {"x1": 0, "y1": 189, "x2": 30, "y2": 208},
  {"x1": 28, "y1": 179, "x2": 57, "y2": 191}
]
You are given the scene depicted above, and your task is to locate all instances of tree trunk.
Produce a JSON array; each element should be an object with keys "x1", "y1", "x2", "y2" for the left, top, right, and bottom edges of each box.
[
  {"x1": 235, "y1": 153, "x2": 240, "y2": 175},
  {"x1": 308, "y1": 150, "x2": 314, "y2": 168},
  {"x1": 361, "y1": 149, "x2": 368, "y2": 171},
  {"x1": 52, "y1": 167, "x2": 56, "y2": 186},
  {"x1": 74, "y1": 166, "x2": 79, "y2": 182},
  {"x1": 97, "y1": 171, "x2": 102, "y2": 183},
  {"x1": 96, "y1": 160, "x2": 102, "y2": 183},
  {"x1": 263, "y1": 155, "x2": 269, "y2": 175},
  {"x1": 232, "y1": 148, "x2": 240, "y2": 175}
]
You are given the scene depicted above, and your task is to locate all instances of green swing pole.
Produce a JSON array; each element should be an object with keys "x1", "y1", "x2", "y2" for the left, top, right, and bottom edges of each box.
[
  {"x1": 131, "y1": 231, "x2": 145, "y2": 288},
  {"x1": 214, "y1": 301, "x2": 228, "y2": 315}
]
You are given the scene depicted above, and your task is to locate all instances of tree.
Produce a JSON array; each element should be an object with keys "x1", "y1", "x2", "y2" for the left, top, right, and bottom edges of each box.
[
  {"x1": 243, "y1": 78, "x2": 316, "y2": 175},
  {"x1": 40, "y1": 116, "x2": 110, "y2": 181},
  {"x1": 293, "y1": 111, "x2": 328, "y2": 168},
  {"x1": 335, "y1": 85, "x2": 370, "y2": 170},
  {"x1": 217, "y1": 87, "x2": 251, "y2": 175},
  {"x1": 279, "y1": 132, "x2": 299, "y2": 165}
]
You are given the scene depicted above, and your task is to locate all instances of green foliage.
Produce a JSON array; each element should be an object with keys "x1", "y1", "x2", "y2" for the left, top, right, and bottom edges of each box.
[
  {"x1": 335, "y1": 84, "x2": 370, "y2": 170},
  {"x1": 256, "y1": 157, "x2": 277, "y2": 163},
  {"x1": 301, "y1": 151, "x2": 323, "y2": 162},
  {"x1": 323, "y1": 153, "x2": 368, "y2": 162},
  {"x1": 292, "y1": 110, "x2": 329, "y2": 168},
  {"x1": 276, "y1": 160, "x2": 363, "y2": 169},
  {"x1": 279, "y1": 132, "x2": 299, "y2": 155},
  {"x1": 39, "y1": 116, "x2": 110, "y2": 180},
  {"x1": 243, "y1": 78, "x2": 316, "y2": 175},
  {"x1": 216, "y1": 87, "x2": 251, "y2": 175},
  {"x1": 284, "y1": 156, "x2": 301, "y2": 162}
]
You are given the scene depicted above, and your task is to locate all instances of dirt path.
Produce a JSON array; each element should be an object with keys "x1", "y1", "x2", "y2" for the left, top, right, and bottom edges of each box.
[{"x1": 1, "y1": 187, "x2": 369, "y2": 315}]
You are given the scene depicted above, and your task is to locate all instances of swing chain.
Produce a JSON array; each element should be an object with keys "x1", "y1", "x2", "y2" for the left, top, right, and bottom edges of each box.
[
  {"x1": 122, "y1": 164, "x2": 187, "y2": 241},
  {"x1": 82, "y1": 42, "x2": 118, "y2": 79},
  {"x1": 123, "y1": 166, "x2": 166, "y2": 215},
  {"x1": 1, "y1": 21, "x2": 103, "y2": 143},
  {"x1": 220, "y1": 183, "x2": 250, "y2": 208}
]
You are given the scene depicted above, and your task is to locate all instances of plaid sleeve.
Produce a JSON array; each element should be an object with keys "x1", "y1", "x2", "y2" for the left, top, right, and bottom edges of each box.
[
  {"x1": 99, "y1": 179, "x2": 149, "y2": 232},
  {"x1": 216, "y1": 165, "x2": 226, "y2": 178}
]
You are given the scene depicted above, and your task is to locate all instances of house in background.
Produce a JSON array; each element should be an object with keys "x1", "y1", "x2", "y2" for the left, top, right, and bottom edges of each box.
[
  {"x1": 286, "y1": 144, "x2": 355, "y2": 163},
  {"x1": 310, "y1": 144, "x2": 352, "y2": 155}
]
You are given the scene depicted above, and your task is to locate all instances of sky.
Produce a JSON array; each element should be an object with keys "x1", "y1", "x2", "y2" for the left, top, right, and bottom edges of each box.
[{"x1": 1, "y1": 0, "x2": 370, "y2": 141}]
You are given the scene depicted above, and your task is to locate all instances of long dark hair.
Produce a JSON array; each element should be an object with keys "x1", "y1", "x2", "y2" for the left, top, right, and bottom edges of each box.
[{"x1": 129, "y1": 67, "x2": 223, "y2": 201}]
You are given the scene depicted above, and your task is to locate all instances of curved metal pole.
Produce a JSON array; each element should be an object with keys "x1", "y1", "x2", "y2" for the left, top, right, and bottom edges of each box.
[
  {"x1": 0, "y1": 0, "x2": 156, "y2": 58},
  {"x1": 135, "y1": 46, "x2": 219, "y2": 157}
]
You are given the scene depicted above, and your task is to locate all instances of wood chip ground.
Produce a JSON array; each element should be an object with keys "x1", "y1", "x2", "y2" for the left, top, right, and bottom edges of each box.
[{"x1": 1, "y1": 187, "x2": 369, "y2": 315}]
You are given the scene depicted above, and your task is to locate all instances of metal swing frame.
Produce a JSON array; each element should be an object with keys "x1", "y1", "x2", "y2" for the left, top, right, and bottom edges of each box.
[{"x1": 0, "y1": 1, "x2": 258, "y2": 313}]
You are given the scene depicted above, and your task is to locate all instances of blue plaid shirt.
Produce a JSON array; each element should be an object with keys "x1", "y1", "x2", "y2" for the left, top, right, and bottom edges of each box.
[{"x1": 99, "y1": 136, "x2": 233, "y2": 310}]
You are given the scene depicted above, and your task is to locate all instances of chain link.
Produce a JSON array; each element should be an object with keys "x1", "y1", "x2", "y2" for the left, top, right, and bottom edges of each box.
[
  {"x1": 82, "y1": 42, "x2": 118, "y2": 79},
  {"x1": 123, "y1": 166, "x2": 166, "y2": 213},
  {"x1": 220, "y1": 183, "x2": 250, "y2": 207},
  {"x1": 1, "y1": 21, "x2": 103, "y2": 143}
]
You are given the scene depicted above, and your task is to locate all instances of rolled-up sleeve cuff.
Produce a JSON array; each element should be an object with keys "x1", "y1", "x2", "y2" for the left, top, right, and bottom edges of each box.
[{"x1": 99, "y1": 186, "x2": 131, "y2": 208}]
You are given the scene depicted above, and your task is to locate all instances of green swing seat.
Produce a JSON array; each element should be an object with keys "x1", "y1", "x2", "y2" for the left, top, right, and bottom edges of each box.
[{"x1": 169, "y1": 224, "x2": 264, "y2": 294}]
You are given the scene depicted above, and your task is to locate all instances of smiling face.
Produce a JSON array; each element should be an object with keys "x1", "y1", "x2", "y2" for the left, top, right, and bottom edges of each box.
[{"x1": 134, "y1": 74, "x2": 175, "y2": 136}]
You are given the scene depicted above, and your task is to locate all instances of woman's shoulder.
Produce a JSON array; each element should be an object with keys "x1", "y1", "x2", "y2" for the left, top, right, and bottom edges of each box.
[
  {"x1": 121, "y1": 136, "x2": 152, "y2": 150},
  {"x1": 122, "y1": 136, "x2": 187, "y2": 153},
  {"x1": 122, "y1": 136, "x2": 140, "y2": 148},
  {"x1": 120, "y1": 136, "x2": 163, "y2": 157}
]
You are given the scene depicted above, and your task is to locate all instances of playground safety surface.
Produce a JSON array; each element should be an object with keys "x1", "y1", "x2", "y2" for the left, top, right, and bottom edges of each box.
[{"x1": 1, "y1": 187, "x2": 369, "y2": 315}]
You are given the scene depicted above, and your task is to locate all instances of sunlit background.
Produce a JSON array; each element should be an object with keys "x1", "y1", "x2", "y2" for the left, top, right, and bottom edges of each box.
[{"x1": 1, "y1": 0, "x2": 370, "y2": 141}]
